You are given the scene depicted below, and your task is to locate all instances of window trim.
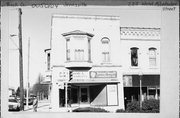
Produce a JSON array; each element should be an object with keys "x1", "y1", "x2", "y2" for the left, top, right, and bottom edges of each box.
[
  {"x1": 149, "y1": 47, "x2": 157, "y2": 67},
  {"x1": 101, "y1": 37, "x2": 111, "y2": 63}
]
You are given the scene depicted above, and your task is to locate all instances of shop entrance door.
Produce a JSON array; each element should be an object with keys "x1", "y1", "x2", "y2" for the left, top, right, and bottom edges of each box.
[{"x1": 80, "y1": 86, "x2": 89, "y2": 104}]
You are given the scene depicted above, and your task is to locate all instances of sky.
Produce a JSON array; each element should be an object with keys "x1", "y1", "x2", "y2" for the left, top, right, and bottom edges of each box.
[{"x1": 8, "y1": 6, "x2": 161, "y2": 90}]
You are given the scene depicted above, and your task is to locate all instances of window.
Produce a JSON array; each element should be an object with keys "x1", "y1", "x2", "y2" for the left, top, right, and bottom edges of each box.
[
  {"x1": 74, "y1": 49, "x2": 84, "y2": 61},
  {"x1": 102, "y1": 52, "x2": 110, "y2": 62},
  {"x1": 66, "y1": 39, "x2": 70, "y2": 61},
  {"x1": 67, "y1": 49, "x2": 70, "y2": 61},
  {"x1": 47, "y1": 53, "x2": 50, "y2": 70},
  {"x1": 149, "y1": 48, "x2": 157, "y2": 66},
  {"x1": 101, "y1": 37, "x2": 110, "y2": 62},
  {"x1": 131, "y1": 47, "x2": 138, "y2": 66}
]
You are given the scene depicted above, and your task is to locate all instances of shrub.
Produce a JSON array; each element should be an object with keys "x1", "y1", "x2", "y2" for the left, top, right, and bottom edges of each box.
[
  {"x1": 72, "y1": 107, "x2": 108, "y2": 112},
  {"x1": 142, "y1": 99, "x2": 159, "y2": 113},
  {"x1": 124, "y1": 99, "x2": 159, "y2": 113},
  {"x1": 126, "y1": 100, "x2": 141, "y2": 112}
]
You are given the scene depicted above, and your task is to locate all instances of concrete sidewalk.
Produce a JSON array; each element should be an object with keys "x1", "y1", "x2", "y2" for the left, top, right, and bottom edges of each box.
[{"x1": 23, "y1": 99, "x2": 51, "y2": 112}]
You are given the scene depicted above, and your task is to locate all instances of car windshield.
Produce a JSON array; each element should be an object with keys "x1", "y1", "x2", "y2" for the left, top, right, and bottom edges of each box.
[{"x1": 9, "y1": 99, "x2": 17, "y2": 103}]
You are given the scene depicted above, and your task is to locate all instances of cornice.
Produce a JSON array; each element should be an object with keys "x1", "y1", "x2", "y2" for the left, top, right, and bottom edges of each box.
[{"x1": 120, "y1": 27, "x2": 161, "y2": 40}]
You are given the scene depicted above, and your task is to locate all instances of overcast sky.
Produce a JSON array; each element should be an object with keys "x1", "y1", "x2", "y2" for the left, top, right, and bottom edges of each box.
[{"x1": 8, "y1": 6, "x2": 161, "y2": 90}]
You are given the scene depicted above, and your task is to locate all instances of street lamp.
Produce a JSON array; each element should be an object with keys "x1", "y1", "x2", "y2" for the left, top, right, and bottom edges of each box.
[{"x1": 138, "y1": 71, "x2": 143, "y2": 110}]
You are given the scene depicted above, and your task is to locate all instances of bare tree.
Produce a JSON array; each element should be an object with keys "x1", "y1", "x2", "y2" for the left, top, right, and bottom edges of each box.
[{"x1": 32, "y1": 73, "x2": 49, "y2": 100}]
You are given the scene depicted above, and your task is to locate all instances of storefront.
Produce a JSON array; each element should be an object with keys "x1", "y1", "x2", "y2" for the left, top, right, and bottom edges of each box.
[
  {"x1": 123, "y1": 75, "x2": 160, "y2": 107},
  {"x1": 59, "y1": 83, "x2": 120, "y2": 107},
  {"x1": 44, "y1": 14, "x2": 160, "y2": 112},
  {"x1": 51, "y1": 66, "x2": 125, "y2": 111}
]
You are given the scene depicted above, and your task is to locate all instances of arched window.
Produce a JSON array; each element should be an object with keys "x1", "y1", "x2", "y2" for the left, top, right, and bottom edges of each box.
[
  {"x1": 149, "y1": 47, "x2": 157, "y2": 66},
  {"x1": 101, "y1": 37, "x2": 110, "y2": 62},
  {"x1": 130, "y1": 47, "x2": 139, "y2": 66}
]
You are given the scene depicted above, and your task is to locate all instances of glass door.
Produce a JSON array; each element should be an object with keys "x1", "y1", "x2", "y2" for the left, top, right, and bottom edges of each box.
[{"x1": 80, "y1": 86, "x2": 89, "y2": 104}]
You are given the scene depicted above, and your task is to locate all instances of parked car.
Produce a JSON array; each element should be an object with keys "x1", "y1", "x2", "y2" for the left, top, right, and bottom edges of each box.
[
  {"x1": 24, "y1": 97, "x2": 34, "y2": 105},
  {"x1": 8, "y1": 98, "x2": 20, "y2": 111},
  {"x1": 30, "y1": 94, "x2": 36, "y2": 99}
]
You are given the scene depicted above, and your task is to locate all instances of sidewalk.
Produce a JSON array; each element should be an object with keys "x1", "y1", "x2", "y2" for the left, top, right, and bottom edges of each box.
[{"x1": 23, "y1": 99, "x2": 51, "y2": 112}]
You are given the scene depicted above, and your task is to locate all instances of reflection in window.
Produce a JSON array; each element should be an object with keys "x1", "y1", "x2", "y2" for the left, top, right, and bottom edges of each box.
[
  {"x1": 149, "y1": 48, "x2": 157, "y2": 66},
  {"x1": 75, "y1": 49, "x2": 84, "y2": 61},
  {"x1": 131, "y1": 47, "x2": 138, "y2": 66},
  {"x1": 101, "y1": 37, "x2": 110, "y2": 62}
]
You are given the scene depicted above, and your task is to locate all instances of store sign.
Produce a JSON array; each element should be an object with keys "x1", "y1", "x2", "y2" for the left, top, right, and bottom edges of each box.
[
  {"x1": 58, "y1": 71, "x2": 69, "y2": 82},
  {"x1": 70, "y1": 78, "x2": 119, "y2": 83},
  {"x1": 90, "y1": 71, "x2": 117, "y2": 78},
  {"x1": 72, "y1": 71, "x2": 89, "y2": 80}
]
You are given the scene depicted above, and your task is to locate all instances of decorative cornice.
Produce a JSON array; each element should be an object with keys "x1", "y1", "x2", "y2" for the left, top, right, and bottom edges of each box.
[
  {"x1": 62, "y1": 30, "x2": 94, "y2": 37},
  {"x1": 120, "y1": 27, "x2": 160, "y2": 40}
]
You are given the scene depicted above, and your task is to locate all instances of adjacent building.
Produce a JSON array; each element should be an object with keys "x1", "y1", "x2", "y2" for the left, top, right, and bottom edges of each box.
[{"x1": 43, "y1": 14, "x2": 160, "y2": 112}]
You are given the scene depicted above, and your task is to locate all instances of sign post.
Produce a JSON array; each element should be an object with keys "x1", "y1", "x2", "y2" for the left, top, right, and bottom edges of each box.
[{"x1": 65, "y1": 82, "x2": 68, "y2": 108}]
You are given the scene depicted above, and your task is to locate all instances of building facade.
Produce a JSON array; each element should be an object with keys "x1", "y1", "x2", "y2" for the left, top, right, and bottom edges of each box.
[{"x1": 43, "y1": 15, "x2": 160, "y2": 112}]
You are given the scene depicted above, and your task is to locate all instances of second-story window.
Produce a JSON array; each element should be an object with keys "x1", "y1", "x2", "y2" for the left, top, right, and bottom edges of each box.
[
  {"x1": 75, "y1": 49, "x2": 84, "y2": 61},
  {"x1": 101, "y1": 37, "x2": 110, "y2": 62},
  {"x1": 66, "y1": 39, "x2": 70, "y2": 61},
  {"x1": 149, "y1": 47, "x2": 157, "y2": 67},
  {"x1": 131, "y1": 47, "x2": 138, "y2": 67}
]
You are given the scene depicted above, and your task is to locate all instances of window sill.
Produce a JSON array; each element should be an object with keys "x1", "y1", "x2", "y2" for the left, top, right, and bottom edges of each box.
[
  {"x1": 66, "y1": 60, "x2": 92, "y2": 63},
  {"x1": 130, "y1": 66, "x2": 140, "y2": 69},
  {"x1": 101, "y1": 62, "x2": 112, "y2": 65},
  {"x1": 149, "y1": 66, "x2": 158, "y2": 69}
]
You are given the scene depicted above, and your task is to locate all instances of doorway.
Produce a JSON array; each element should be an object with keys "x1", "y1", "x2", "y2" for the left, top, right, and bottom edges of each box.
[{"x1": 79, "y1": 86, "x2": 89, "y2": 104}]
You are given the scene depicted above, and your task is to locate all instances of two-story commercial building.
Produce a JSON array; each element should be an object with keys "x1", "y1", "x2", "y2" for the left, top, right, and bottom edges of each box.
[{"x1": 43, "y1": 14, "x2": 160, "y2": 112}]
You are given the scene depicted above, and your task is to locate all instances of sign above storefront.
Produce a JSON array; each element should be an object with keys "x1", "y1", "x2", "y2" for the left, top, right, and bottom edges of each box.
[
  {"x1": 72, "y1": 71, "x2": 89, "y2": 79},
  {"x1": 70, "y1": 78, "x2": 119, "y2": 83},
  {"x1": 58, "y1": 70, "x2": 69, "y2": 82},
  {"x1": 90, "y1": 71, "x2": 117, "y2": 78}
]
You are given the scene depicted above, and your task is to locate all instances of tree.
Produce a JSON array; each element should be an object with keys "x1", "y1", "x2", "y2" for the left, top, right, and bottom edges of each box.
[
  {"x1": 32, "y1": 73, "x2": 49, "y2": 100},
  {"x1": 16, "y1": 87, "x2": 20, "y2": 97}
]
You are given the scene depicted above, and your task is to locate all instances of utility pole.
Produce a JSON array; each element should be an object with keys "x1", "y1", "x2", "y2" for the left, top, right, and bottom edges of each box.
[
  {"x1": 138, "y1": 71, "x2": 143, "y2": 111},
  {"x1": 26, "y1": 38, "x2": 30, "y2": 108},
  {"x1": 18, "y1": 8, "x2": 24, "y2": 111},
  {"x1": 65, "y1": 82, "x2": 68, "y2": 108}
]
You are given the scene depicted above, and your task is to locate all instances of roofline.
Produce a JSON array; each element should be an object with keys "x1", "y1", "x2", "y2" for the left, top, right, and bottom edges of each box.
[
  {"x1": 62, "y1": 30, "x2": 94, "y2": 37},
  {"x1": 44, "y1": 48, "x2": 51, "y2": 52},
  {"x1": 120, "y1": 27, "x2": 160, "y2": 30},
  {"x1": 52, "y1": 14, "x2": 120, "y2": 20}
]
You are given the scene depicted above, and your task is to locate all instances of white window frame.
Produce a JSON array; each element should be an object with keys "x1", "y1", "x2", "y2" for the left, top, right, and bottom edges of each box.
[
  {"x1": 149, "y1": 47, "x2": 157, "y2": 67},
  {"x1": 101, "y1": 37, "x2": 110, "y2": 63}
]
